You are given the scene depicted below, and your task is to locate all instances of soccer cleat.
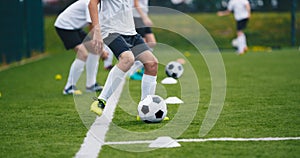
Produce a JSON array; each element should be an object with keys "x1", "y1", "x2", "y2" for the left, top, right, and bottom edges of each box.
[
  {"x1": 63, "y1": 85, "x2": 82, "y2": 95},
  {"x1": 90, "y1": 98, "x2": 106, "y2": 116},
  {"x1": 130, "y1": 73, "x2": 143, "y2": 80},
  {"x1": 136, "y1": 115, "x2": 141, "y2": 121},
  {"x1": 164, "y1": 116, "x2": 170, "y2": 121},
  {"x1": 86, "y1": 83, "x2": 103, "y2": 92}
]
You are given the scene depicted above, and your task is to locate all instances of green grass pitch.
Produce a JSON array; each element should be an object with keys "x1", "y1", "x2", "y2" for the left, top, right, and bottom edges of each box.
[
  {"x1": 0, "y1": 13, "x2": 300, "y2": 157},
  {"x1": 0, "y1": 48, "x2": 299, "y2": 157}
]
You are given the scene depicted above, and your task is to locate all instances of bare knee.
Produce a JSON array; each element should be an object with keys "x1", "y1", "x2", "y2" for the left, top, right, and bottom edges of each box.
[
  {"x1": 137, "y1": 51, "x2": 158, "y2": 76},
  {"x1": 74, "y1": 44, "x2": 88, "y2": 61},
  {"x1": 144, "y1": 60, "x2": 158, "y2": 76},
  {"x1": 237, "y1": 31, "x2": 244, "y2": 37},
  {"x1": 117, "y1": 51, "x2": 135, "y2": 72}
]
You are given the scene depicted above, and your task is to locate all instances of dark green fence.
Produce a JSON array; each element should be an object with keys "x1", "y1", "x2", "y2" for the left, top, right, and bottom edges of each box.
[{"x1": 0, "y1": 0, "x2": 44, "y2": 65}]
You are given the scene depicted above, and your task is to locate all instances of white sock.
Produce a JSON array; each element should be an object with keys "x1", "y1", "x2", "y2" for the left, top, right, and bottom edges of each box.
[
  {"x1": 98, "y1": 66, "x2": 125, "y2": 101},
  {"x1": 64, "y1": 59, "x2": 85, "y2": 90},
  {"x1": 237, "y1": 35, "x2": 244, "y2": 53},
  {"x1": 141, "y1": 74, "x2": 157, "y2": 100},
  {"x1": 104, "y1": 46, "x2": 114, "y2": 68},
  {"x1": 86, "y1": 53, "x2": 100, "y2": 87},
  {"x1": 242, "y1": 34, "x2": 247, "y2": 49}
]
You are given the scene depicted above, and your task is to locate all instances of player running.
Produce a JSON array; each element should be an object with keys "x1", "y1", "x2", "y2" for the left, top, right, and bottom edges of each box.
[
  {"x1": 127, "y1": 0, "x2": 157, "y2": 80},
  {"x1": 54, "y1": 0, "x2": 114, "y2": 95},
  {"x1": 88, "y1": 0, "x2": 159, "y2": 117},
  {"x1": 218, "y1": 0, "x2": 251, "y2": 55}
]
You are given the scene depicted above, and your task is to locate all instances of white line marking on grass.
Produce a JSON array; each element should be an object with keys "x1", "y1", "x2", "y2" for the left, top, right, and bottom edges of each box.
[
  {"x1": 104, "y1": 137, "x2": 300, "y2": 145},
  {"x1": 178, "y1": 137, "x2": 300, "y2": 142},
  {"x1": 75, "y1": 81, "x2": 125, "y2": 158}
]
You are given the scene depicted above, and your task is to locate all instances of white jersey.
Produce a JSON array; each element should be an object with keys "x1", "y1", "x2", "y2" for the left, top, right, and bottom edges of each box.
[
  {"x1": 54, "y1": 0, "x2": 91, "y2": 30},
  {"x1": 227, "y1": 0, "x2": 250, "y2": 21},
  {"x1": 132, "y1": 0, "x2": 149, "y2": 18},
  {"x1": 100, "y1": 0, "x2": 137, "y2": 38}
]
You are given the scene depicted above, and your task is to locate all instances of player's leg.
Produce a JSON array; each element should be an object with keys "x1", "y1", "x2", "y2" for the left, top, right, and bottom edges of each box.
[
  {"x1": 240, "y1": 31, "x2": 248, "y2": 52},
  {"x1": 237, "y1": 31, "x2": 245, "y2": 54},
  {"x1": 128, "y1": 26, "x2": 155, "y2": 80},
  {"x1": 236, "y1": 20, "x2": 243, "y2": 54},
  {"x1": 136, "y1": 50, "x2": 158, "y2": 100},
  {"x1": 55, "y1": 27, "x2": 86, "y2": 95},
  {"x1": 79, "y1": 30, "x2": 103, "y2": 92},
  {"x1": 62, "y1": 44, "x2": 87, "y2": 95},
  {"x1": 241, "y1": 19, "x2": 249, "y2": 52},
  {"x1": 236, "y1": 19, "x2": 248, "y2": 54},
  {"x1": 91, "y1": 34, "x2": 135, "y2": 115},
  {"x1": 99, "y1": 51, "x2": 134, "y2": 100},
  {"x1": 135, "y1": 50, "x2": 170, "y2": 121},
  {"x1": 85, "y1": 51, "x2": 102, "y2": 92},
  {"x1": 91, "y1": 51, "x2": 134, "y2": 115},
  {"x1": 143, "y1": 27, "x2": 157, "y2": 49},
  {"x1": 129, "y1": 33, "x2": 158, "y2": 100}
]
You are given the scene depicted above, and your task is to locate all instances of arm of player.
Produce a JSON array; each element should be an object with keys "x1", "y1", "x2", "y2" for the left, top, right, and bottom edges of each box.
[
  {"x1": 246, "y1": 2, "x2": 251, "y2": 18},
  {"x1": 134, "y1": 0, "x2": 153, "y2": 26},
  {"x1": 217, "y1": 10, "x2": 231, "y2": 16},
  {"x1": 88, "y1": 24, "x2": 108, "y2": 60},
  {"x1": 88, "y1": 0, "x2": 103, "y2": 54}
]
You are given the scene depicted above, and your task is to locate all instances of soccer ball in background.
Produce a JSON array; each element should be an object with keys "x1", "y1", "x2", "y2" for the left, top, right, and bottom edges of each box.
[
  {"x1": 231, "y1": 38, "x2": 238, "y2": 48},
  {"x1": 165, "y1": 61, "x2": 184, "y2": 79},
  {"x1": 137, "y1": 95, "x2": 167, "y2": 123}
]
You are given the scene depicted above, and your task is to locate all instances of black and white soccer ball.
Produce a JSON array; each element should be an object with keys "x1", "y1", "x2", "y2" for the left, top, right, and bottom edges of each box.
[
  {"x1": 137, "y1": 95, "x2": 167, "y2": 123},
  {"x1": 231, "y1": 38, "x2": 238, "y2": 48},
  {"x1": 165, "y1": 61, "x2": 184, "y2": 79}
]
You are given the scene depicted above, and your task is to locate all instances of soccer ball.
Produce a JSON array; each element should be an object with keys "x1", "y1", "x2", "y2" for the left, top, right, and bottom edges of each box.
[
  {"x1": 165, "y1": 61, "x2": 184, "y2": 79},
  {"x1": 231, "y1": 38, "x2": 238, "y2": 48},
  {"x1": 137, "y1": 95, "x2": 167, "y2": 123}
]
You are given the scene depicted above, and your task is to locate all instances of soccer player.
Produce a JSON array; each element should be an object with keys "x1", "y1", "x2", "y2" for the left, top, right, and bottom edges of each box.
[
  {"x1": 133, "y1": 0, "x2": 156, "y2": 48},
  {"x1": 127, "y1": 0, "x2": 157, "y2": 80},
  {"x1": 88, "y1": 0, "x2": 159, "y2": 116},
  {"x1": 54, "y1": 0, "x2": 113, "y2": 95},
  {"x1": 217, "y1": 0, "x2": 251, "y2": 55}
]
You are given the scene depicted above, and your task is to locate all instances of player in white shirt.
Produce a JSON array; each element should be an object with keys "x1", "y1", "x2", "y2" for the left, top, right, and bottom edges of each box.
[
  {"x1": 127, "y1": 0, "x2": 157, "y2": 81},
  {"x1": 133, "y1": 0, "x2": 156, "y2": 48},
  {"x1": 54, "y1": 0, "x2": 113, "y2": 95},
  {"x1": 88, "y1": 0, "x2": 159, "y2": 117},
  {"x1": 218, "y1": 0, "x2": 251, "y2": 54},
  {"x1": 126, "y1": 0, "x2": 156, "y2": 81}
]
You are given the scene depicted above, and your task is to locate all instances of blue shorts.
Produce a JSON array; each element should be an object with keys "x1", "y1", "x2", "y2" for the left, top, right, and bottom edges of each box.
[{"x1": 103, "y1": 33, "x2": 151, "y2": 59}]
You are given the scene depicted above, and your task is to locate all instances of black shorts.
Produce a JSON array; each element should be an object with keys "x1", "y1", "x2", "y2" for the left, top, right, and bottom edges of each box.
[
  {"x1": 236, "y1": 18, "x2": 249, "y2": 31},
  {"x1": 55, "y1": 27, "x2": 88, "y2": 50},
  {"x1": 134, "y1": 17, "x2": 153, "y2": 37},
  {"x1": 103, "y1": 33, "x2": 151, "y2": 59}
]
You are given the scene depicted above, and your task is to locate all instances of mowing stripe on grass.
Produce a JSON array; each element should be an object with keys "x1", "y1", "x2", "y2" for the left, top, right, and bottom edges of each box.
[
  {"x1": 75, "y1": 80, "x2": 125, "y2": 158},
  {"x1": 104, "y1": 137, "x2": 300, "y2": 145}
]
